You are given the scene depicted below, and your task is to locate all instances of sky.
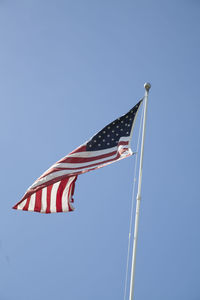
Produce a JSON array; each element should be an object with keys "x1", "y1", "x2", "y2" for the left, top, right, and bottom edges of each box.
[{"x1": 0, "y1": 0, "x2": 200, "y2": 299}]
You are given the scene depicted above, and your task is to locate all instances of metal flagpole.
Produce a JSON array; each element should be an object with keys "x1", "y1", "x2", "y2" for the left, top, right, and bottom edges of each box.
[{"x1": 129, "y1": 82, "x2": 151, "y2": 300}]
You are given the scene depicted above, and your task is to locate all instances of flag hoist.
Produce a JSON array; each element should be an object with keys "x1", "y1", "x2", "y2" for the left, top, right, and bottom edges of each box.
[{"x1": 129, "y1": 82, "x2": 151, "y2": 300}]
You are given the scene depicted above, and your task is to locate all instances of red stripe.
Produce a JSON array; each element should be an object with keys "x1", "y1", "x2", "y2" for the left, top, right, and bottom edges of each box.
[
  {"x1": 12, "y1": 198, "x2": 29, "y2": 210},
  {"x1": 23, "y1": 197, "x2": 31, "y2": 211},
  {"x1": 59, "y1": 150, "x2": 117, "y2": 164},
  {"x1": 41, "y1": 149, "x2": 118, "y2": 177},
  {"x1": 36, "y1": 153, "x2": 120, "y2": 182},
  {"x1": 39, "y1": 141, "x2": 129, "y2": 179},
  {"x1": 56, "y1": 179, "x2": 68, "y2": 212},
  {"x1": 59, "y1": 141, "x2": 129, "y2": 164},
  {"x1": 46, "y1": 184, "x2": 53, "y2": 213},
  {"x1": 41, "y1": 146, "x2": 129, "y2": 177},
  {"x1": 41, "y1": 148, "x2": 128, "y2": 174},
  {"x1": 34, "y1": 189, "x2": 42, "y2": 212},
  {"x1": 13, "y1": 203, "x2": 20, "y2": 210}
]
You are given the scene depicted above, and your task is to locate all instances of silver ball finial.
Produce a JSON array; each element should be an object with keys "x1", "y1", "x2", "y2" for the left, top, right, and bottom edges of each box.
[{"x1": 144, "y1": 82, "x2": 151, "y2": 91}]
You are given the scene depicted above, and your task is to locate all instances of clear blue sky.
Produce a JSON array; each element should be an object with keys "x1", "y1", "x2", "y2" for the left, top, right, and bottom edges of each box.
[{"x1": 1, "y1": 1, "x2": 200, "y2": 299}]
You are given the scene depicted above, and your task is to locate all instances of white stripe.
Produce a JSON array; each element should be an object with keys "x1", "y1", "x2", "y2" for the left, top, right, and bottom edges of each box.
[
  {"x1": 17, "y1": 199, "x2": 27, "y2": 210},
  {"x1": 40, "y1": 187, "x2": 47, "y2": 213},
  {"x1": 29, "y1": 148, "x2": 132, "y2": 190},
  {"x1": 50, "y1": 181, "x2": 60, "y2": 213},
  {"x1": 38, "y1": 144, "x2": 121, "y2": 179},
  {"x1": 31, "y1": 151, "x2": 118, "y2": 189},
  {"x1": 28, "y1": 193, "x2": 36, "y2": 211},
  {"x1": 53, "y1": 151, "x2": 119, "y2": 169},
  {"x1": 37, "y1": 137, "x2": 131, "y2": 181},
  {"x1": 62, "y1": 176, "x2": 76, "y2": 212},
  {"x1": 66, "y1": 137, "x2": 130, "y2": 158}
]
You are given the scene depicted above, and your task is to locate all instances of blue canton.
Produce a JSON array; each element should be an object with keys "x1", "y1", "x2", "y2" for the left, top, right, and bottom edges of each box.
[{"x1": 86, "y1": 100, "x2": 143, "y2": 151}]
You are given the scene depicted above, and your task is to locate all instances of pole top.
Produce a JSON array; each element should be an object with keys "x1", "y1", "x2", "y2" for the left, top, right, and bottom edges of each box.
[{"x1": 144, "y1": 82, "x2": 151, "y2": 92}]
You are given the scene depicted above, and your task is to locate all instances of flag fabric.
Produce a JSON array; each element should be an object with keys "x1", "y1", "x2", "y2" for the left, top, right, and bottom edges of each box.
[{"x1": 13, "y1": 100, "x2": 143, "y2": 213}]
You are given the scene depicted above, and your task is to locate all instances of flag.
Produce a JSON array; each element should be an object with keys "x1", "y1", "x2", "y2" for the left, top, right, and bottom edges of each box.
[{"x1": 13, "y1": 100, "x2": 143, "y2": 213}]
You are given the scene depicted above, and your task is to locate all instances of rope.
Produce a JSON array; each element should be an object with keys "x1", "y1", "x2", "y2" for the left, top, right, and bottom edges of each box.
[{"x1": 123, "y1": 102, "x2": 144, "y2": 300}]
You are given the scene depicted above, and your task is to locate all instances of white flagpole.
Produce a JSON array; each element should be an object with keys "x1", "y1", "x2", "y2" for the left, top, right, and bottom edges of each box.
[{"x1": 129, "y1": 82, "x2": 151, "y2": 300}]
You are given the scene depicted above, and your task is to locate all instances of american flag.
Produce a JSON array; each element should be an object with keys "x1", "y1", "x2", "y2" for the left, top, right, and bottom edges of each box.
[{"x1": 13, "y1": 100, "x2": 143, "y2": 213}]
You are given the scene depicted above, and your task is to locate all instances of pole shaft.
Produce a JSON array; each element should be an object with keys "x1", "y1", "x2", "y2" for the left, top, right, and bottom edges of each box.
[{"x1": 129, "y1": 83, "x2": 150, "y2": 300}]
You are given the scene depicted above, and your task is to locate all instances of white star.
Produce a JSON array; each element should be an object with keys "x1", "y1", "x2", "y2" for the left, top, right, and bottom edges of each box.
[
  {"x1": 99, "y1": 135, "x2": 101, "y2": 138},
  {"x1": 103, "y1": 131, "x2": 106, "y2": 134},
  {"x1": 116, "y1": 133, "x2": 119, "y2": 136},
  {"x1": 120, "y1": 128, "x2": 123, "y2": 131},
  {"x1": 116, "y1": 125, "x2": 119, "y2": 128},
  {"x1": 94, "y1": 140, "x2": 96, "y2": 142},
  {"x1": 111, "y1": 138, "x2": 114, "y2": 141},
  {"x1": 128, "y1": 124, "x2": 130, "y2": 127},
  {"x1": 108, "y1": 126, "x2": 110, "y2": 129},
  {"x1": 112, "y1": 130, "x2": 115, "y2": 133},
  {"x1": 107, "y1": 142, "x2": 110, "y2": 145},
  {"x1": 107, "y1": 134, "x2": 110, "y2": 137},
  {"x1": 103, "y1": 139, "x2": 105, "y2": 142},
  {"x1": 98, "y1": 144, "x2": 101, "y2": 146},
  {"x1": 121, "y1": 120, "x2": 124, "y2": 123}
]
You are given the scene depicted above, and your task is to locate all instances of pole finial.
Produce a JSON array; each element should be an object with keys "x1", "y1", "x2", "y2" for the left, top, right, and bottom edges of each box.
[{"x1": 144, "y1": 82, "x2": 151, "y2": 92}]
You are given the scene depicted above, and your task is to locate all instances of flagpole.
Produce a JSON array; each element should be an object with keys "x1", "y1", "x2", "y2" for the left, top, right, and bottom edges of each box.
[{"x1": 129, "y1": 82, "x2": 151, "y2": 300}]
